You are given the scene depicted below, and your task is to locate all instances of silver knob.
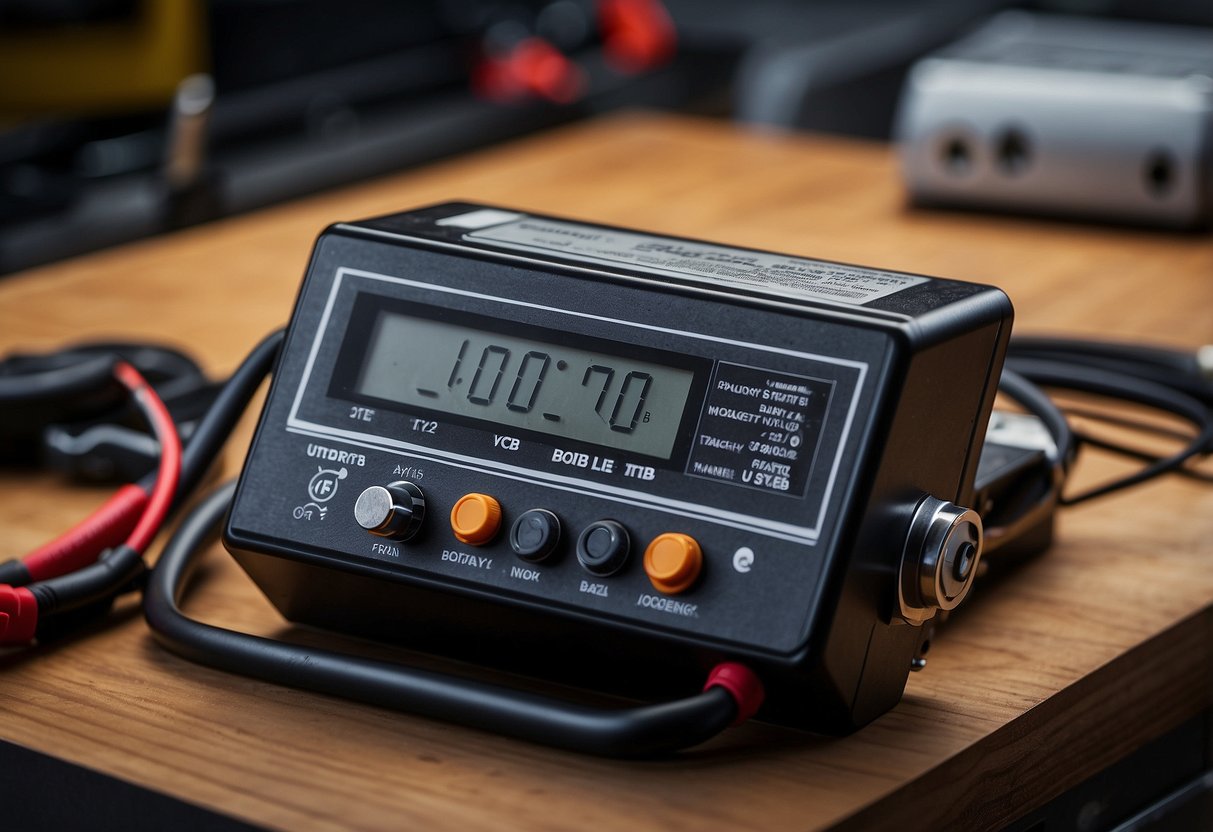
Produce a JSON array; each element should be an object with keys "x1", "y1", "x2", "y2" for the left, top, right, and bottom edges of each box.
[
  {"x1": 354, "y1": 481, "x2": 426, "y2": 542},
  {"x1": 897, "y1": 495, "x2": 983, "y2": 625}
]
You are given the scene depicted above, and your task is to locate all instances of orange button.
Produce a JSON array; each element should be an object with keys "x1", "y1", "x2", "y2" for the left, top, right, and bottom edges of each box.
[
  {"x1": 450, "y1": 493, "x2": 502, "y2": 545},
  {"x1": 643, "y1": 533, "x2": 702, "y2": 594}
]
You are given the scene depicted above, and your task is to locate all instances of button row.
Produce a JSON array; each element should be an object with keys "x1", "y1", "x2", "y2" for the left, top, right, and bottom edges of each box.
[{"x1": 353, "y1": 482, "x2": 703, "y2": 594}]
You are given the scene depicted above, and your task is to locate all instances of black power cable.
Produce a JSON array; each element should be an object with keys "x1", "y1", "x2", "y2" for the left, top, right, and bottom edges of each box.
[
  {"x1": 137, "y1": 329, "x2": 285, "y2": 506},
  {"x1": 0, "y1": 341, "x2": 215, "y2": 482},
  {"x1": 1005, "y1": 347, "x2": 1213, "y2": 504},
  {"x1": 1010, "y1": 336, "x2": 1213, "y2": 405},
  {"x1": 144, "y1": 481, "x2": 748, "y2": 758},
  {"x1": 0, "y1": 342, "x2": 205, "y2": 425},
  {"x1": 997, "y1": 367, "x2": 1075, "y2": 473}
]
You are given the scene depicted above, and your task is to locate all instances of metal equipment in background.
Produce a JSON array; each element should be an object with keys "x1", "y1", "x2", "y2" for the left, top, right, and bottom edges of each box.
[{"x1": 895, "y1": 11, "x2": 1213, "y2": 228}]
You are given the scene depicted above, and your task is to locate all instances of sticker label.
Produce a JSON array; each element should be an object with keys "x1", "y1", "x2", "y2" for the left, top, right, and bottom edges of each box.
[
  {"x1": 466, "y1": 218, "x2": 927, "y2": 305},
  {"x1": 686, "y1": 362, "x2": 833, "y2": 497}
]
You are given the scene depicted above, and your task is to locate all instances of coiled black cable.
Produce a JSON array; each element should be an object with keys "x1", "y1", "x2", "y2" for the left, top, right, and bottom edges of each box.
[
  {"x1": 1011, "y1": 336, "x2": 1213, "y2": 406},
  {"x1": 997, "y1": 367, "x2": 1075, "y2": 473},
  {"x1": 1005, "y1": 337, "x2": 1213, "y2": 504}
]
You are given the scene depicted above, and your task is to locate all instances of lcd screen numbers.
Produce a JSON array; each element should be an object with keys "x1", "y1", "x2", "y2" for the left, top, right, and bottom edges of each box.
[{"x1": 355, "y1": 311, "x2": 696, "y2": 458}]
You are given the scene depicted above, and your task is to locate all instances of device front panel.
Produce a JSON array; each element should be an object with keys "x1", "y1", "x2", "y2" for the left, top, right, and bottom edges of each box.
[{"x1": 228, "y1": 235, "x2": 891, "y2": 655}]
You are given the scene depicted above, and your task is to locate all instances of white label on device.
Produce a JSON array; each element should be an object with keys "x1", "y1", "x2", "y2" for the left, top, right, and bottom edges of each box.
[
  {"x1": 436, "y1": 208, "x2": 526, "y2": 229},
  {"x1": 466, "y1": 218, "x2": 927, "y2": 305}
]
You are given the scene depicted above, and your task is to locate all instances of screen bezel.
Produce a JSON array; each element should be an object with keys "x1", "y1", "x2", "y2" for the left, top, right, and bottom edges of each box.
[{"x1": 328, "y1": 294, "x2": 713, "y2": 467}]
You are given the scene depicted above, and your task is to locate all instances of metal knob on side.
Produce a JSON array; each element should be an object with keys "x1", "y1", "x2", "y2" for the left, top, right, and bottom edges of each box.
[
  {"x1": 354, "y1": 481, "x2": 426, "y2": 542},
  {"x1": 897, "y1": 495, "x2": 984, "y2": 625}
]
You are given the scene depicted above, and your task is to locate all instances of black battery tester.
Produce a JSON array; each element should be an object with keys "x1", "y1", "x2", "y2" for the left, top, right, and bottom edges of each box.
[
  {"x1": 202, "y1": 202, "x2": 1010, "y2": 747},
  {"x1": 5, "y1": 204, "x2": 1207, "y2": 755}
]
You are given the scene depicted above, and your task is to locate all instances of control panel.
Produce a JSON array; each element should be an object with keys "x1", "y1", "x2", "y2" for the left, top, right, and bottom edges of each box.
[{"x1": 225, "y1": 203, "x2": 1012, "y2": 731}]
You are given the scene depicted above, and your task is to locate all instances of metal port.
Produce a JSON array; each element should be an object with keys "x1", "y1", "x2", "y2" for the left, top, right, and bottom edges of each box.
[
  {"x1": 940, "y1": 136, "x2": 973, "y2": 175},
  {"x1": 898, "y1": 495, "x2": 984, "y2": 625},
  {"x1": 995, "y1": 127, "x2": 1031, "y2": 176},
  {"x1": 1144, "y1": 150, "x2": 1175, "y2": 198}
]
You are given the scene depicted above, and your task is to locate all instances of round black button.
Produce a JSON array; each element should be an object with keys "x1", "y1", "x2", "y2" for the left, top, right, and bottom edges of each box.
[
  {"x1": 510, "y1": 509, "x2": 561, "y2": 562},
  {"x1": 576, "y1": 520, "x2": 630, "y2": 576}
]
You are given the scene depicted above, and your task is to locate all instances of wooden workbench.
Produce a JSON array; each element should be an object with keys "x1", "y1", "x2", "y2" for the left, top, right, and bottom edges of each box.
[{"x1": 1, "y1": 114, "x2": 1211, "y2": 831}]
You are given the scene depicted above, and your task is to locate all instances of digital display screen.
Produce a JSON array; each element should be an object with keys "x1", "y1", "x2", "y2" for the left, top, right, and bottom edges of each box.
[{"x1": 355, "y1": 311, "x2": 697, "y2": 458}]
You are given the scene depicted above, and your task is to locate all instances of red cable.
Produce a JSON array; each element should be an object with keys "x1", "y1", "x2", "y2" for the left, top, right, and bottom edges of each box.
[
  {"x1": 2, "y1": 361, "x2": 181, "y2": 643},
  {"x1": 113, "y1": 362, "x2": 181, "y2": 554},
  {"x1": 22, "y1": 484, "x2": 149, "y2": 582},
  {"x1": 19, "y1": 360, "x2": 170, "y2": 581}
]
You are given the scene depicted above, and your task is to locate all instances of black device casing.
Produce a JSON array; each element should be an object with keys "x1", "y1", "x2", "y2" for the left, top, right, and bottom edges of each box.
[{"x1": 224, "y1": 203, "x2": 1012, "y2": 733}]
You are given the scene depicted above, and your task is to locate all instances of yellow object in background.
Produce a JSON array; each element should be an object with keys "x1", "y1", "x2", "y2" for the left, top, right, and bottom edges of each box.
[{"x1": 0, "y1": 0, "x2": 207, "y2": 118}]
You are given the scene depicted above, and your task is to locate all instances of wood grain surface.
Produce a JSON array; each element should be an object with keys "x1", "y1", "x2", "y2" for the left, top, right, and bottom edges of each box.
[{"x1": 1, "y1": 113, "x2": 1211, "y2": 831}]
